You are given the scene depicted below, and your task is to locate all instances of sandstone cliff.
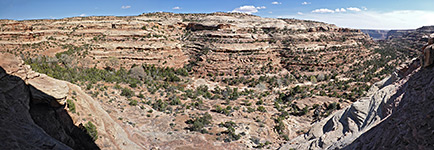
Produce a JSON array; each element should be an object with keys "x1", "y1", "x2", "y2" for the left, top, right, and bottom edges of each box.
[
  {"x1": 0, "y1": 53, "x2": 95, "y2": 149},
  {"x1": 0, "y1": 12, "x2": 372, "y2": 75},
  {"x1": 0, "y1": 53, "x2": 141, "y2": 149}
]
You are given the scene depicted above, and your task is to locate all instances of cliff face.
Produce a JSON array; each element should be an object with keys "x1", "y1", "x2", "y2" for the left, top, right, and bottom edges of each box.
[
  {"x1": 0, "y1": 12, "x2": 371, "y2": 75},
  {"x1": 385, "y1": 26, "x2": 434, "y2": 52},
  {"x1": 0, "y1": 53, "x2": 141, "y2": 149},
  {"x1": 0, "y1": 53, "x2": 97, "y2": 149},
  {"x1": 344, "y1": 60, "x2": 434, "y2": 149},
  {"x1": 361, "y1": 29, "x2": 389, "y2": 40},
  {"x1": 281, "y1": 58, "x2": 434, "y2": 149}
]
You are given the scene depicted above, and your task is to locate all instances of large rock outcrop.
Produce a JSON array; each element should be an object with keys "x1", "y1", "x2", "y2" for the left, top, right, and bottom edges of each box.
[
  {"x1": 343, "y1": 59, "x2": 434, "y2": 149},
  {"x1": 0, "y1": 65, "x2": 96, "y2": 149},
  {"x1": 0, "y1": 66, "x2": 71, "y2": 149},
  {"x1": 0, "y1": 53, "x2": 140, "y2": 149},
  {"x1": 281, "y1": 58, "x2": 434, "y2": 149}
]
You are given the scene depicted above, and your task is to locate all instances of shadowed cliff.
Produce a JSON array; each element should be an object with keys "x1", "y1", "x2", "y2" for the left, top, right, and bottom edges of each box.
[
  {"x1": 343, "y1": 65, "x2": 434, "y2": 149},
  {"x1": 281, "y1": 59, "x2": 434, "y2": 149},
  {"x1": 0, "y1": 66, "x2": 99, "y2": 150}
]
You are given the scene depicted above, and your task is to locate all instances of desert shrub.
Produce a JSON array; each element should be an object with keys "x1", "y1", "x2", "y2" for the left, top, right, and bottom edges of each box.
[
  {"x1": 176, "y1": 68, "x2": 189, "y2": 76},
  {"x1": 66, "y1": 99, "x2": 76, "y2": 113},
  {"x1": 84, "y1": 121, "x2": 98, "y2": 141},
  {"x1": 274, "y1": 117, "x2": 285, "y2": 135},
  {"x1": 327, "y1": 102, "x2": 341, "y2": 110},
  {"x1": 196, "y1": 85, "x2": 208, "y2": 94},
  {"x1": 257, "y1": 106, "x2": 267, "y2": 112},
  {"x1": 169, "y1": 96, "x2": 181, "y2": 105},
  {"x1": 138, "y1": 92, "x2": 145, "y2": 99},
  {"x1": 185, "y1": 113, "x2": 212, "y2": 133},
  {"x1": 129, "y1": 83, "x2": 137, "y2": 88},
  {"x1": 247, "y1": 107, "x2": 255, "y2": 113},
  {"x1": 300, "y1": 106, "x2": 309, "y2": 115},
  {"x1": 128, "y1": 99, "x2": 138, "y2": 106},
  {"x1": 121, "y1": 88, "x2": 134, "y2": 98},
  {"x1": 152, "y1": 99, "x2": 168, "y2": 111},
  {"x1": 229, "y1": 88, "x2": 239, "y2": 100},
  {"x1": 25, "y1": 56, "x2": 138, "y2": 85},
  {"x1": 220, "y1": 121, "x2": 241, "y2": 142},
  {"x1": 256, "y1": 99, "x2": 264, "y2": 105},
  {"x1": 214, "y1": 105, "x2": 231, "y2": 116}
]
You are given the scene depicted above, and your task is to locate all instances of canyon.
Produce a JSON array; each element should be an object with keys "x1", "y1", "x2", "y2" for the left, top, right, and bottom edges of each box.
[{"x1": 0, "y1": 13, "x2": 432, "y2": 149}]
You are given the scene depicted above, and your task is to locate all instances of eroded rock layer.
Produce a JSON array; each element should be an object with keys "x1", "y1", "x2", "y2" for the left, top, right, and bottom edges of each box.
[
  {"x1": 281, "y1": 58, "x2": 434, "y2": 149},
  {"x1": 0, "y1": 12, "x2": 371, "y2": 76}
]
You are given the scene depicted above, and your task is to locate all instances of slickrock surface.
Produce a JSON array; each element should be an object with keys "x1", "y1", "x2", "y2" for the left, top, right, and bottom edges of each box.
[
  {"x1": 343, "y1": 61, "x2": 434, "y2": 149},
  {"x1": 0, "y1": 67, "x2": 72, "y2": 150},
  {"x1": 281, "y1": 58, "x2": 434, "y2": 149},
  {"x1": 0, "y1": 53, "x2": 138, "y2": 149}
]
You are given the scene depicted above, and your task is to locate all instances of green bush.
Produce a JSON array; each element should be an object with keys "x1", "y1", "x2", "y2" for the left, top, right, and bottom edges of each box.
[
  {"x1": 247, "y1": 107, "x2": 255, "y2": 113},
  {"x1": 66, "y1": 99, "x2": 76, "y2": 113},
  {"x1": 129, "y1": 83, "x2": 137, "y2": 88},
  {"x1": 84, "y1": 121, "x2": 98, "y2": 141},
  {"x1": 152, "y1": 99, "x2": 168, "y2": 111},
  {"x1": 129, "y1": 99, "x2": 138, "y2": 106},
  {"x1": 169, "y1": 96, "x2": 181, "y2": 105},
  {"x1": 121, "y1": 88, "x2": 134, "y2": 98},
  {"x1": 214, "y1": 105, "x2": 231, "y2": 116},
  {"x1": 257, "y1": 106, "x2": 267, "y2": 112},
  {"x1": 219, "y1": 121, "x2": 241, "y2": 142},
  {"x1": 185, "y1": 113, "x2": 212, "y2": 132}
]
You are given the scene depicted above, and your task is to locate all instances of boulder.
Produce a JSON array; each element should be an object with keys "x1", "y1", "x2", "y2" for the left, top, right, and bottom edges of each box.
[
  {"x1": 129, "y1": 65, "x2": 145, "y2": 80},
  {"x1": 0, "y1": 53, "x2": 69, "y2": 106},
  {"x1": 28, "y1": 74, "x2": 69, "y2": 106},
  {"x1": 424, "y1": 45, "x2": 434, "y2": 68},
  {"x1": 0, "y1": 66, "x2": 73, "y2": 150}
]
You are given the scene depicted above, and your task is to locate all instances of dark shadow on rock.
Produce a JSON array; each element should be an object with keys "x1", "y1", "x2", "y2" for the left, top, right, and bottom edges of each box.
[
  {"x1": 343, "y1": 66, "x2": 434, "y2": 150},
  {"x1": 0, "y1": 66, "x2": 99, "y2": 150}
]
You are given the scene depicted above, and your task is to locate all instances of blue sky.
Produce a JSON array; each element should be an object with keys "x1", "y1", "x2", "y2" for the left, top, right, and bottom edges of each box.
[{"x1": 1, "y1": 0, "x2": 433, "y2": 29}]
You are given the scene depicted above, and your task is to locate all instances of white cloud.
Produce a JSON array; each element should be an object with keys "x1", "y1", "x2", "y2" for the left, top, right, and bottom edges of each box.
[
  {"x1": 302, "y1": 2, "x2": 311, "y2": 5},
  {"x1": 278, "y1": 10, "x2": 434, "y2": 29},
  {"x1": 335, "y1": 8, "x2": 346, "y2": 13},
  {"x1": 312, "y1": 8, "x2": 335, "y2": 13},
  {"x1": 297, "y1": 12, "x2": 303, "y2": 15},
  {"x1": 312, "y1": 7, "x2": 364, "y2": 13},
  {"x1": 79, "y1": 14, "x2": 86, "y2": 17},
  {"x1": 172, "y1": 6, "x2": 181, "y2": 10},
  {"x1": 269, "y1": 11, "x2": 273, "y2": 14},
  {"x1": 362, "y1": 7, "x2": 368, "y2": 11},
  {"x1": 347, "y1": 7, "x2": 361, "y2": 12},
  {"x1": 272, "y1": 2, "x2": 282, "y2": 5},
  {"x1": 232, "y1": 5, "x2": 266, "y2": 14},
  {"x1": 121, "y1": 5, "x2": 131, "y2": 9}
]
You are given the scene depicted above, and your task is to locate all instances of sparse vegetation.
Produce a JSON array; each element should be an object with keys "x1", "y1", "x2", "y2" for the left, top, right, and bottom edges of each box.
[
  {"x1": 67, "y1": 99, "x2": 76, "y2": 113},
  {"x1": 185, "y1": 113, "x2": 212, "y2": 133},
  {"x1": 84, "y1": 121, "x2": 98, "y2": 141},
  {"x1": 10, "y1": 13, "x2": 419, "y2": 149},
  {"x1": 121, "y1": 88, "x2": 134, "y2": 98}
]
